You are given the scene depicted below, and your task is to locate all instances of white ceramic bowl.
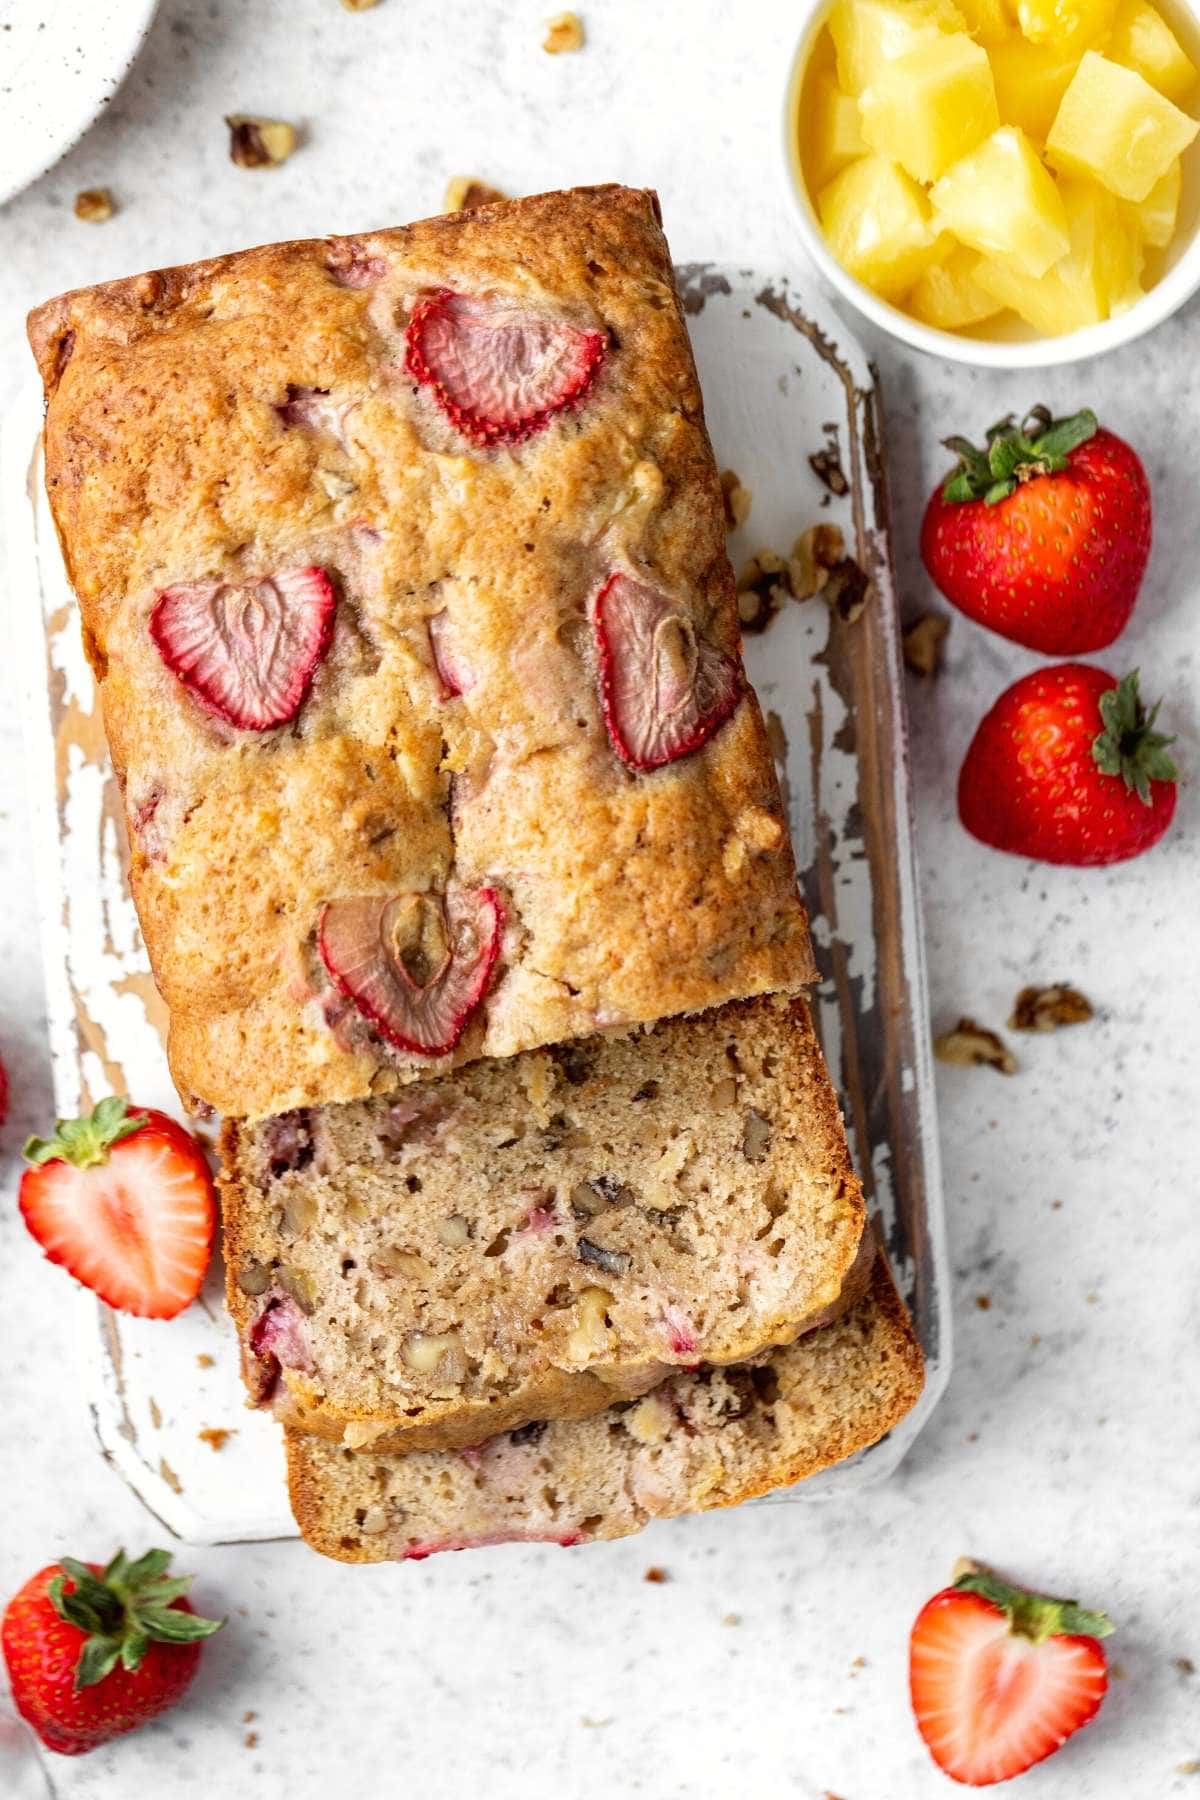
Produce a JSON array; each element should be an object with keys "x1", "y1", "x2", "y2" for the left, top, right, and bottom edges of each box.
[{"x1": 782, "y1": 0, "x2": 1200, "y2": 365}]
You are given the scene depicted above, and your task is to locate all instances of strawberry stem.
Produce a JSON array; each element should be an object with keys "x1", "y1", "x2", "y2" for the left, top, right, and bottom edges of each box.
[
  {"x1": 941, "y1": 407, "x2": 1098, "y2": 505},
  {"x1": 1092, "y1": 670, "x2": 1179, "y2": 806},
  {"x1": 48, "y1": 1550, "x2": 223, "y2": 1691},
  {"x1": 23, "y1": 1096, "x2": 147, "y2": 1170},
  {"x1": 954, "y1": 1569, "x2": 1114, "y2": 1643}
]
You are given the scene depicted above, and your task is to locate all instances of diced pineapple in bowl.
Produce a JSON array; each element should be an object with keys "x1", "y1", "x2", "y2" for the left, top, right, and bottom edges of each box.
[{"x1": 783, "y1": 0, "x2": 1200, "y2": 363}]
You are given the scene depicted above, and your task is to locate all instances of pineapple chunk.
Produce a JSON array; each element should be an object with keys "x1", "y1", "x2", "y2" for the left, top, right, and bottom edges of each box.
[
  {"x1": 860, "y1": 33, "x2": 1000, "y2": 181},
  {"x1": 909, "y1": 245, "x2": 1006, "y2": 325},
  {"x1": 1132, "y1": 155, "x2": 1181, "y2": 242},
  {"x1": 1015, "y1": 0, "x2": 1116, "y2": 52},
  {"x1": 1107, "y1": 0, "x2": 1197, "y2": 102},
  {"x1": 1046, "y1": 50, "x2": 1199, "y2": 201},
  {"x1": 931, "y1": 126, "x2": 1071, "y2": 274},
  {"x1": 828, "y1": 0, "x2": 967, "y2": 93},
  {"x1": 974, "y1": 176, "x2": 1145, "y2": 328},
  {"x1": 989, "y1": 37, "x2": 1081, "y2": 141},
  {"x1": 818, "y1": 154, "x2": 939, "y2": 299},
  {"x1": 956, "y1": 0, "x2": 1012, "y2": 44},
  {"x1": 805, "y1": 69, "x2": 868, "y2": 188}
]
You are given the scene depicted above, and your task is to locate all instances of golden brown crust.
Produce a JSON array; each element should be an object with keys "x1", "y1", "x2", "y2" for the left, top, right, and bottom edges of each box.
[
  {"x1": 30, "y1": 186, "x2": 814, "y2": 1119},
  {"x1": 284, "y1": 1258, "x2": 925, "y2": 1560}
]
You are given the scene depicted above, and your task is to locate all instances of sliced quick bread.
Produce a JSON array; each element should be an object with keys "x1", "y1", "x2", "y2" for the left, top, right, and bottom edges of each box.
[
  {"x1": 220, "y1": 995, "x2": 866, "y2": 1452},
  {"x1": 285, "y1": 1255, "x2": 923, "y2": 1560}
]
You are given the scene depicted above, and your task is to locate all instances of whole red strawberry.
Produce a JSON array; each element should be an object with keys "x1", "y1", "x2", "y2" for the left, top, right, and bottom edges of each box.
[
  {"x1": 2, "y1": 1549, "x2": 222, "y2": 1755},
  {"x1": 960, "y1": 665, "x2": 1177, "y2": 866},
  {"x1": 20, "y1": 1096, "x2": 216, "y2": 1318},
  {"x1": 922, "y1": 407, "x2": 1151, "y2": 654},
  {"x1": 910, "y1": 1563, "x2": 1112, "y2": 1786}
]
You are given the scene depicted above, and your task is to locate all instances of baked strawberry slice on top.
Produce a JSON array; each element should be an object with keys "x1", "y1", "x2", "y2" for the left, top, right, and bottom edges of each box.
[
  {"x1": 405, "y1": 290, "x2": 605, "y2": 445},
  {"x1": 318, "y1": 885, "x2": 503, "y2": 1057},
  {"x1": 149, "y1": 566, "x2": 336, "y2": 731},
  {"x1": 594, "y1": 573, "x2": 743, "y2": 771}
]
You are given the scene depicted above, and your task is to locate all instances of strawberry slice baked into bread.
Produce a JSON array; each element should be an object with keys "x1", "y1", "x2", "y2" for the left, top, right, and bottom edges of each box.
[
  {"x1": 27, "y1": 185, "x2": 814, "y2": 1122},
  {"x1": 285, "y1": 1258, "x2": 923, "y2": 1560},
  {"x1": 220, "y1": 997, "x2": 869, "y2": 1451}
]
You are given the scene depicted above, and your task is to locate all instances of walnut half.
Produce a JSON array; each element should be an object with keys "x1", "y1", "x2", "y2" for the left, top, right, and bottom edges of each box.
[
  {"x1": 933, "y1": 1018, "x2": 1018, "y2": 1075},
  {"x1": 1009, "y1": 985, "x2": 1094, "y2": 1032}
]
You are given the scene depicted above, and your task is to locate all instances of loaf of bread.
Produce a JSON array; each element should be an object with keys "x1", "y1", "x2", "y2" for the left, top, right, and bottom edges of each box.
[
  {"x1": 286, "y1": 1257, "x2": 923, "y2": 1560},
  {"x1": 221, "y1": 996, "x2": 868, "y2": 1452},
  {"x1": 28, "y1": 185, "x2": 814, "y2": 1122}
]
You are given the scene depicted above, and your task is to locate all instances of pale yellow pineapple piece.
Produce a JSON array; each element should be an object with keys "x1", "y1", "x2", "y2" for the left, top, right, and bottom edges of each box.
[
  {"x1": 1106, "y1": 0, "x2": 1197, "y2": 101},
  {"x1": 931, "y1": 126, "x2": 1070, "y2": 273},
  {"x1": 1046, "y1": 50, "x2": 1199, "y2": 200},
  {"x1": 860, "y1": 32, "x2": 1000, "y2": 181},
  {"x1": 989, "y1": 37, "x2": 1080, "y2": 140},
  {"x1": 974, "y1": 176, "x2": 1145, "y2": 329},
  {"x1": 818, "y1": 154, "x2": 939, "y2": 299},
  {"x1": 828, "y1": 0, "x2": 967, "y2": 93},
  {"x1": 909, "y1": 245, "x2": 1006, "y2": 325},
  {"x1": 956, "y1": 0, "x2": 1012, "y2": 44},
  {"x1": 805, "y1": 69, "x2": 868, "y2": 188},
  {"x1": 1015, "y1": 0, "x2": 1116, "y2": 52},
  {"x1": 1132, "y1": 155, "x2": 1181, "y2": 243}
]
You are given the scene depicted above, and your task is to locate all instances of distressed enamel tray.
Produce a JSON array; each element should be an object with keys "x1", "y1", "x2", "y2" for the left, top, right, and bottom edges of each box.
[{"x1": 3, "y1": 266, "x2": 950, "y2": 1545}]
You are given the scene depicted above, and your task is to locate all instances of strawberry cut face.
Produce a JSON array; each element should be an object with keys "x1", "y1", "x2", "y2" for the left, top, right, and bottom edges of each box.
[
  {"x1": 149, "y1": 568, "x2": 336, "y2": 731},
  {"x1": 593, "y1": 574, "x2": 743, "y2": 771},
  {"x1": 318, "y1": 886, "x2": 503, "y2": 1057},
  {"x1": 405, "y1": 290, "x2": 605, "y2": 446}
]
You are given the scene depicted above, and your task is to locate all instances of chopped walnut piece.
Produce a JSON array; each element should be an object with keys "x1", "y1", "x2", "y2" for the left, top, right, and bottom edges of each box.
[
  {"x1": 737, "y1": 549, "x2": 792, "y2": 633},
  {"x1": 226, "y1": 115, "x2": 299, "y2": 169},
  {"x1": 933, "y1": 1019, "x2": 1018, "y2": 1075},
  {"x1": 74, "y1": 187, "x2": 114, "y2": 223},
  {"x1": 789, "y1": 523, "x2": 844, "y2": 599},
  {"x1": 810, "y1": 444, "x2": 849, "y2": 496},
  {"x1": 197, "y1": 1427, "x2": 235, "y2": 1452},
  {"x1": 1009, "y1": 985, "x2": 1094, "y2": 1032},
  {"x1": 543, "y1": 10, "x2": 585, "y2": 51},
  {"x1": 741, "y1": 1108, "x2": 772, "y2": 1162},
  {"x1": 720, "y1": 469, "x2": 752, "y2": 531},
  {"x1": 823, "y1": 557, "x2": 874, "y2": 624},
  {"x1": 443, "y1": 175, "x2": 508, "y2": 213},
  {"x1": 902, "y1": 613, "x2": 950, "y2": 676}
]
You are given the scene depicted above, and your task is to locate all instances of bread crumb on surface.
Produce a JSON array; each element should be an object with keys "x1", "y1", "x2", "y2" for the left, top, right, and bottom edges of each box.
[
  {"x1": 643, "y1": 1566, "x2": 669, "y2": 1584},
  {"x1": 975, "y1": 1295, "x2": 991, "y2": 1311},
  {"x1": 74, "y1": 188, "x2": 114, "y2": 223},
  {"x1": 721, "y1": 1612, "x2": 741, "y2": 1626},
  {"x1": 198, "y1": 1426, "x2": 236, "y2": 1451},
  {"x1": 719, "y1": 469, "x2": 752, "y2": 531},
  {"x1": 544, "y1": 11, "x2": 585, "y2": 52},
  {"x1": 244, "y1": 1731, "x2": 259, "y2": 1749},
  {"x1": 444, "y1": 176, "x2": 507, "y2": 213},
  {"x1": 196, "y1": 1353, "x2": 215, "y2": 1368},
  {"x1": 243, "y1": 1710, "x2": 257, "y2": 1723}
]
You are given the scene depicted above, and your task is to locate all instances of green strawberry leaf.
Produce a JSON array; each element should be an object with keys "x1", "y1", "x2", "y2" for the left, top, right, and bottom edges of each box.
[
  {"x1": 938, "y1": 406, "x2": 1099, "y2": 505},
  {"x1": 46, "y1": 1550, "x2": 225, "y2": 1692},
  {"x1": 1093, "y1": 671, "x2": 1179, "y2": 806},
  {"x1": 24, "y1": 1097, "x2": 148, "y2": 1170},
  {"x1": 76, "y1": 1637, "x2": 123, "y2": 1691},
  {"x1": 954, "y1": 1569, "x2": 1114, "y2": 1643}
]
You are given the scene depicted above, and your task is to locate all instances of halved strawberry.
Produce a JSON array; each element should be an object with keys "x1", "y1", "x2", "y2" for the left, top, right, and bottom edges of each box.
[
  {"x1": 910, "y1": 1564, "x2": 1113, "y2": 1786},
  {"x1": 149, "y1": 566, "x2": 336, "y2": 731},
  {"x1": 428, "y1": 610, "x2": 476, "y2": 699},
  {"x1": 593, "y1": 573, "x2": 743, "y2": 771},
  {"x1": 318, "y1": 885, "x2": 503, "y2": 1057},
  {"x1": 20, "y1": 1099, "x2": 216, "y2": 1320},
  {"x1": 405, "y1": 290, "x2": 605, "y2": 446}
]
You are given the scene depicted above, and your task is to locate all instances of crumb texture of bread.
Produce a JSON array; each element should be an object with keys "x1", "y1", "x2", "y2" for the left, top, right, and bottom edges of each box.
[
  {"x1": 285, "y1": 1258, "x2": 924, "y2": 1559},
  {"x1": 222, "y1": 996, "x2": 866, "y2": 1451},
  {"x1": 30, "y1": 185, "x2": 814, "y2": 1120}
]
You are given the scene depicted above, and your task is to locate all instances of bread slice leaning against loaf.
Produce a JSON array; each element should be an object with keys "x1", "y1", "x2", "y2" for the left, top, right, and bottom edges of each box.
[
  {"x1": 286, "y1": 1256, "x2": 922, "y2": 1561},
  {"x1": 220, "y1": 995, "x2": 867, "y2": 1452}
]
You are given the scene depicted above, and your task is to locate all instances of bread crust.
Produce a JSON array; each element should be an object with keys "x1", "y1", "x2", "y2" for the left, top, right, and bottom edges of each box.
[
  {"x1": 30, "y1": 185, "x2": 814, "y2": 1120},
  {"x1": 284, "y1": 1258, "x2": 925, "y2": 1559}
]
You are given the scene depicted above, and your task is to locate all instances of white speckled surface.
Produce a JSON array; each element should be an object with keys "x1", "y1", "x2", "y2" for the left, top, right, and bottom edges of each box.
[{"x1": 0, "y1": 2, "x2": 1197, "y2": 1795}]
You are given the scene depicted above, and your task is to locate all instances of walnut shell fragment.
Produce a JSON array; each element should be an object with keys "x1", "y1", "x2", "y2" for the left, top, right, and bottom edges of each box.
[
  {"x1": 226, "y1": 115, "x2": 299, "y2": 169},
  {"x1": 1009, "y1": 985, "x2": 1094, "y2": 1032},
  {"x1": 933, "y1": 1018, "x2": 1017, "y2": 1074},
  {"x1": 902, "y1": 613, "x2": 950, "y2": 676}
]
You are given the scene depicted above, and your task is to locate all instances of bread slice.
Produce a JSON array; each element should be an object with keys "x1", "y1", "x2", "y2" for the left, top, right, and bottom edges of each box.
[
  {"x1": 285, "y1": 1256, "x2": 923, "y2": 1560},
  {"x1": 220, "y1": 995, "x2": 866, "y2": 1452}
]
